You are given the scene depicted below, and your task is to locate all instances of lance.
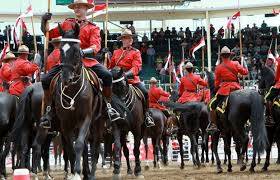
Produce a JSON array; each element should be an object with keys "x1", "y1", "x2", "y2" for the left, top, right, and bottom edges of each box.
[
  {"x1": 43, "y1": 0, "x2": 51, "y2": 74},
  {"x1": 104, "y1": 0, "x2": 109, "y2": 68}
]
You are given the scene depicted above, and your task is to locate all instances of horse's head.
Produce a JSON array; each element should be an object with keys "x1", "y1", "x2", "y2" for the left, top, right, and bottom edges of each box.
[
  {"x1": 111, "y1": 67, "x2": 128, "y2": 96},
  {"x1": 58, "y1": 23, "x2": 82, "y2": 86},
  {"x1": 166, "y1": 114, "x2": 179, "y2": 135},
  {"x1": 258, "y1": 64, "x2": 275, "y2": 92}
]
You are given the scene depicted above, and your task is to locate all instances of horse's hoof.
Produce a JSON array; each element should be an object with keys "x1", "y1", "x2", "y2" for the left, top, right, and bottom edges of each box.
[
  {"x1": 180, "y1": 165, "x2": 184, "y2": 170},
  {"x1": 262, "y1": 167, "x2": 268, "y2": 172},
  {"x1": 144, "y1": 165, "x2": 149, "y2": 171},
  {"x1": 112, "y1": 174, "x2": 121, "y2": 180},
  {"x1": 0, "y1": 175, "x2": 5, "y2": 180},
  {"x1": 240, "y1": 165, "x2": 246, "y2": 171},
  {"x1": 249, "y1": 168, "x2": 255, "y2": 173},
  {"x1": 127, "y1": 169, "x2": 133, "y2": 176},
  {"x1": 157, "y1": 162, "x2": 161, "y2": 169},
  {"x1": 65, "y1": 173, "x2": 74, "y2": 180},
  {"x1": 217, "y1": 167, "x2": 223, "y2": 173},
  {"x1": 30, "y1": 173, "x2": 39, "y2": 180},
  {"x1": 71, "y1": 173, "x2": 81, "y2": 180},
  {"x1": 227, "y1": 168, "x2": 232, "y2": 172},
  {"x1": 201, "y1": 163, "x2": 206, "y2": 167}
]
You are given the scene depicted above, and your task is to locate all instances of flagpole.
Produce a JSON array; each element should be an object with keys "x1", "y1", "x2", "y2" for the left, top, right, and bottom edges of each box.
[
  {"x1": 168, "y1": 38, "x2": 172, "y2": 91},
  {"x1": 44, "y1": 0, "x2": 51, "y2": 74},
  {"x1": 201, "y1": 23, "x2": 205, "y2": 73},
  {"x1": 104, "y1": 0, "x2": 109, "y2": 68},
  {"x1": 31, "y1": 16, "x2": 37, "y2": 54}
]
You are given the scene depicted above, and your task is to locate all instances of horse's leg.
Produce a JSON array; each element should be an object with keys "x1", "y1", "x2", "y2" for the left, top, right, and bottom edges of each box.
[
  {"x1": 223, "y1": 137, "x2": 227, "y2": 165},
  {"x1": 82, "y1": 142, "x2": 90, "y2": 180},
  {"x1": 90, "y1": 135, "x2": 101, "y2": 180},
  {"x1": 0, "y1": 138, "x2": 10, "y2": 178},
  {"x1": 211, "y1": 141, "x2": 215, "y2": 165},
  {"x1": 249, "y1": 149, "x2": 257, "y2": 173},
  {"x1": 100, "y1": 143, "x2": 106, "y2": 168},
  {"x1": 120, "y1": 134, "x2": 132, "y2": 175},
  {"x1": 11, "y1": 142, "x2": 17, "y2": 170},
  {"x1": 19, "y1": 133, "x2": 29, "y2": 168},
  {"x1": 239, "y1": 132, "x2": 249, "y2": 171},
  {"x1": 177, "y1": 133, "x2": 185, "y2": 169},
  {"x1": 276, "y1": 138, "x2": 280, "y2": 164},
  {"x1": 133, "y1": 130, "x2": 143, "y2": 177},
  {"x1": 143, "y1": 136, "x2": 149, "y2": 169},
  {"x1": 42, "y1": 136, "x2": 52, "y2": 180},
  {"x1": 162, "y1": 135, "x2": 169, "y2": 166},
  {"x1": 154, "y1": 136, "x2": 161, "y2": 169},
  {"x1": 53, "y1": 139, "x2": 58, "y2": 167},
  {"x1": 205, "y1": 134, "x2": 209, "y2": 163},
  {"x1": 224, "y1": 134, "x2": 232, "y2": 172},
  {"x1": 112, "y1": 125, "x2": 121, "y2": 176},
  {"x1": 190, "y1": 134, "x2": 200, "y2": 167},
  {"x1": 201, "y1": 131, "x2": 207, "y2": 164},
  {"x1": 262, "y1": 132, "x2": 274, "y2": 171},
  {"x1": 212, "y1": 132, "x2": 222, "y2": 173},
  {"x1": 73, "y1": 116, "x2": 92, "y2": 177}
]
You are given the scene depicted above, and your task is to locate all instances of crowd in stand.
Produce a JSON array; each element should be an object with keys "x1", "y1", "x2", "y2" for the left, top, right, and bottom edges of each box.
[{"x1": 1, "y1": 20, "x2": 280, "y2": 83}]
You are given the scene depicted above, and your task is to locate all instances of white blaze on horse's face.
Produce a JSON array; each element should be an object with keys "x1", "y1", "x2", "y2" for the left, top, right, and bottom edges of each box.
[{"x1": 62, "y1": 43, "x2": 71, "y2": 56}]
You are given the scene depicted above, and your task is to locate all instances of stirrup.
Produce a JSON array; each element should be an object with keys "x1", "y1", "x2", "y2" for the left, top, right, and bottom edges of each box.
[
  {"x1": 206, "y1": 123, "x2": 219, "y2": 133},
  {"x1": 145, "y1": 116, "x2": 155, "y2": 127},
  {"x1": 107, "y1": 103, "x2": 122, "y2": 122}
]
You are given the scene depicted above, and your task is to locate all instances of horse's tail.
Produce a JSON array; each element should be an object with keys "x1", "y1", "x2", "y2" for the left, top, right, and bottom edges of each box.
[
  {"x1": 250, "y1": 91, "x2": 268, "y2": 153},
  {"x1": 10, "y1": 86, "x2": 33, "y2": 141}
]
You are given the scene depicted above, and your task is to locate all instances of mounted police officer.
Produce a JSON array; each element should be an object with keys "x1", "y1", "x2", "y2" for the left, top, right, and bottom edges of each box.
[
  {"x1": 109, "y1": 29, "x2": 154, "y2": 127},
  {"x1": 177, "y1": 62, "x2": 208, "y2": 103},
  {"x1": 39, "y1": 0, "x2": 120, "y2": 128},
  {"x1": 207, "y1": 46, "x2": 248, "y2": 133}
]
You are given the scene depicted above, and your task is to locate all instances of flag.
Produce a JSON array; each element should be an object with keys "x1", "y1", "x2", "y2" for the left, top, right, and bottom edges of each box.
[
  {"x1": 267, "y1": 50, "x2": 276, "y2": 63},
  {"x1": 87, "y1": 0, "x2": 94, "y2": 3},
  {"x1": 190, "y1": 37, "x2": 205, "y2": 59},
  {"x1": 19, "y1": 4, "x2": 33, "y2": 19},
  {"x1": 172, "y1": 66, "x2": 180, "y2": 83},
  {"x1": 87, "y1": 3, "x2": 107, "y2": 19},
  {"x1": 13, "y1": 17, "x2": 27, "y2": 47},
  {"x1": 178, "y1": 59, "x2": 185, "y2": 77},
  {"x1": 273, "y1": 9, "x2": 280, "y2": 15},
  {"x1": 0, "y1": 43, "x2": 10, "y2": 60},
  {"x1": 163, "y1": 52, "x2": 171, "y2": 70},
  {"x1": 227, "y1": 11, "x2": 240, "y2": 29}
]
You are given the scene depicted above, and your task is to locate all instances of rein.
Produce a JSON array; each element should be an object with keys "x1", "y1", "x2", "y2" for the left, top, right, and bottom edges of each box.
[
  {"x1": 60, "y1": 66, "x2": 85, "y2": 110},
  {"x1": 112, "y1": 76, "x2": 125, "y2": 84}
]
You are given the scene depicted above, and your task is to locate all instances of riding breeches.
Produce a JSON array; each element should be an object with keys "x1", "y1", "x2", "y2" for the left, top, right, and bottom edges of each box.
[
  {"x1": 209, "y1": 94, "x2": 227, "y2": 111},
  {"x1": 41, "y1": 65, "x2": 61, "y2": 90},
  {"x1": 134, "y1": 82, "x2": 148, "y2": 100},
  {"x1": 264, "y1": 87, "x2": 280, "y2": 102}
]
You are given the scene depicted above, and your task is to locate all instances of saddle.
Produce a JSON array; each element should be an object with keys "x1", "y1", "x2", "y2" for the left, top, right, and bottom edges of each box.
[
  {"x1": 130, "y1": 85, "x2": 145, "y2": 103},
  {"x1": 49, "y1": 67, "x2": 101, "y2": 95}
]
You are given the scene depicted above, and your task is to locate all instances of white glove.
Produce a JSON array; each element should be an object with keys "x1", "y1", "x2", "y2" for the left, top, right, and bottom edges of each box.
[
  {"x1": 34, "y1": 53, "x2": 42, "y2": 67},
  {"x1": 241, "y1": 57, "x2": 248, "y2": 69}
]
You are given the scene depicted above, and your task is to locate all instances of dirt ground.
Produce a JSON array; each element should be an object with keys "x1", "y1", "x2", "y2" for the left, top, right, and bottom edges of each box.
[{"x1": 6, "y1": 160, "x2": 280, "y2": 180}]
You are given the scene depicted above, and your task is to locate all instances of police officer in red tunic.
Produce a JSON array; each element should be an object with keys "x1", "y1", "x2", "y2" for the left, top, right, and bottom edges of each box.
[
  {"x1": 45, "y1": 37, "x2": 61, "y2": 72},
  {"x1": 207, "y1": 46, "x2": 248, "y2": 132},
  {"x1": 0, "y1": 52, "x2": 18, "y2": 92},
  {"x1": 177, "y1": 62, "x2": 208, "y2": 103},
  {"x1": 40, "y1": 0, "x2": 120, "y2": 128},
  {"x1": 148, "y1": 77, "x2": 170, "y2": 118},
  {"x1": 1, "y1": 46, "x2": 39, "y2": 96},
  {"x1": 264, "y1": 56, "x2": 280, "y2": 125},
  {"x1": 109, "y1": 29, "x2": 154, "y2": 126}
]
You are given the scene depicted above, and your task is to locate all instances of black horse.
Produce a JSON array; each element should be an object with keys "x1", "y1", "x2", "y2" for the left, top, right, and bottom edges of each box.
[
  {"x1": 143, "y1": 108, "x2": 168, "y2": 169},
  {"x1": 210, "y1": 88, "x2": 267, "y2": 173},
  {"x1": 249, "y1": 64, "x2": 280, "y2": 172},
  {"x1": 164, "y1": 101, "x2": 210, "y2": 168},
  {"x1": 110, "y1": 67, "x2": 144, "y2": 179},
  {"x1": 11, "y1": 82, "x2": 57, "y2": 179},
  {"x1": 0, "y1": 92, "x2": 17, "y2": 178}
]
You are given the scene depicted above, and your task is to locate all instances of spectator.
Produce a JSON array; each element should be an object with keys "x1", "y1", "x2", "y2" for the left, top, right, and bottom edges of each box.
[
  {"x1": 261, "y1": 20, "x2": 267, "y2": 29},
  {"x1": 171, "y1": 27, "x2": 177, "y2": 40},
  {"x1": 185, "y1": 27, "x2": 192, "y2": 40},
  {"x1": 142, "y1": 33, "x2": 149, "y2": 43},
  {"x1": 129, "y1": 23, "x2": 136, "y2": 34},
  {"x1": 165, "y1": 27, "x2": 171, "y2": 39},
  {"x1": 140, "y1": 43, "x2": 147, "y2": 64},
  {"x1": 217, "y1": 26, "x2": 225, "y2": 39},
  {"x1": 151, "y1": 28, "x2": 158, "y2": 41},
  {"x1": 178, "y1": 27, "x2": 185, "y2": 40},
  {"x1": 232, "y1": 44, "x2": 240, "y2": 55},
  {"x1": 147, "y1": 44, "x2": 156, "y2": 67},
  {"x1": 210, "y1": 24, "x2": 215, "y2": 38},
  {"x1": 231, "y1": 23, "x2": 235, "y2": 38}
]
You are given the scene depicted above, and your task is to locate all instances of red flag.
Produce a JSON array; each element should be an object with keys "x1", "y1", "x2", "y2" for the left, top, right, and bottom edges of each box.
[
  {"x1": 190, "y1": 37, "x2": 205, "y2": 59},
  {"x1": 163, "y1": 51, "x2": 171, "y2": 70},
  {"x1": 227, "y1": 11, "x2": 240, "y2": 29},
  {"x1": 87, "y1": 4, "x2": 107, "y2": 19},
  {"x1": 273, "y1": 9, "x2": 280, "y2": 15},
  {"x1": 87, "y1": 0, "x2": 94, "y2": 4},
  {"x1": 0, "y1": 43, "x2": 10, "y2": 60}
]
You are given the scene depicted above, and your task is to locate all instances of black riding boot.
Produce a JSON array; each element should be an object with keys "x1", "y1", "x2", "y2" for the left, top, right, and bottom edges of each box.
[
  {"x1": 39, "y1": 90, "x2": 52, "y2": 129},
  {"x1": 103, "y1": 86, "x2": 122, "y2": 123},
  {"x1": 265, "y1": 101, "x2": 275, "y2": 126},
  {"x1": 206, "y1": 110, "x2": 219, "y2": 133}
]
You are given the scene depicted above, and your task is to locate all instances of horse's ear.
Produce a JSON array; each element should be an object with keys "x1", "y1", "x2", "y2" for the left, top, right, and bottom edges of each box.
[
  {"x1": 73, "y1": 23, "x2": 80, "y2": 38},
  {"x1": 58, "y1": 23, "x2": 65, "y2": 37}
]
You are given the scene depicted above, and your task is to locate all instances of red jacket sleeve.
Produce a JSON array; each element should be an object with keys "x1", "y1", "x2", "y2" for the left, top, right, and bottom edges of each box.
[
  {"x1": 214, "y1": 67, "x2": 221, "y2": 89},
  {"x1": 89, "y1": 26, "x2": 101, "y2": 54},
  {"x1": 235, "y1": 61, "x2": 249, "y2": 76},
  {"x1": 131, "y1": 50, "x2": 142, "y2": 76},
  {"x1": 196, "y1": 75, "x2": 208, "y2": 87},
  {"x1": 0, "y1": 64, "x2": 12, "y2": 81},
  {"x1": 276, "y1": 63, "x2": 280, "y2": 82},
  {"x1": 18, "y1": 62, "x2": 39, "y2": 76},
  {"x1": 178, "y1": 78, "x2": 184, "y2": 96},
  {"x1": 159, "y1": 88, "x2": 170, "y2": 97}
]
